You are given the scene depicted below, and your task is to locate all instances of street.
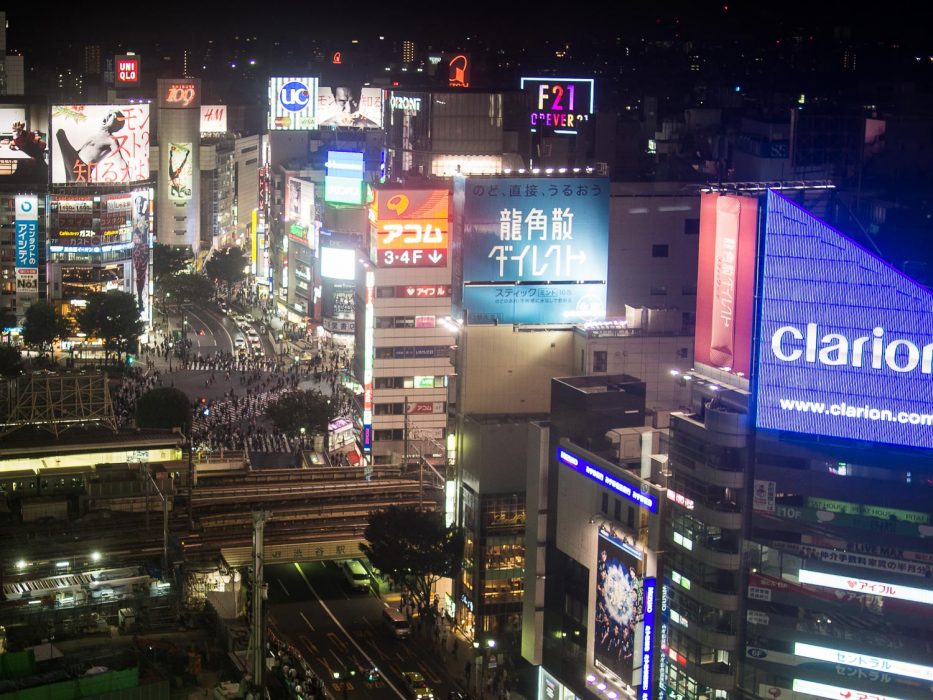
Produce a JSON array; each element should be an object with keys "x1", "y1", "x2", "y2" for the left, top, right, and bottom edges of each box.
[{"x1": 266, "y1": 562, "x2": 467, "y2": 700}]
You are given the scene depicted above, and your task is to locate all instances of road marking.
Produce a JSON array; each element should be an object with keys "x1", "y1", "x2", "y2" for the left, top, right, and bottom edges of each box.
[
  {"x1": 299, "y1": 611, "x2": 314, "y2": 631},
  {"x1": 417, "y1": 659, "x2": 443, "y2": 685},
  {"x1": 361, "y1": 616, "x2": 374, "y2": 629},
  {"x1": 327, "y1": 631, "x2": 347, "y2": 652},
  {"x1": 278, "y1": 579, "x2": 290, "y2": 597},
  {"x1": 300, "y1": 635, "x2": 318, "y2": 655},
  {"x1": 293, "y1": 562, "x2": 406, "y2": 699}
]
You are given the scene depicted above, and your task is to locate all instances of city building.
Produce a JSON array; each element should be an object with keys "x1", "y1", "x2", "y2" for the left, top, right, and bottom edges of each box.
[{"x1": 353, "y1": 185, "x2": 453, "y2": 465}]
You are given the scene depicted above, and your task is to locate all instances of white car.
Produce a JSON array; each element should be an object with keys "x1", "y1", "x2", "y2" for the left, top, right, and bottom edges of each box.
[{"x1": 233, "y1": 335, "x2": 246, "y2": 349}]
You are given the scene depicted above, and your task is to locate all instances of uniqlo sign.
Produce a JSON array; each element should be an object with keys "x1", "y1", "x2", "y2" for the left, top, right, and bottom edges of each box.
[{"x1": 115, "y1": 55, "x2": 140, "y2": 85}]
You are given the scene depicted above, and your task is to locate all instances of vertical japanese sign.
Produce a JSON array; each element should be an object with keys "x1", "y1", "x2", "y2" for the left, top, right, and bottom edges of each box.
[
  {"x1": 694, "y1": 192, "x2": 758, "y2": 376},
  {"x1": 15, "y1": 195, "x2": 39, "y2": 302},
  {"x1": 363, "y1": 270, "x2": 375, "y2": 453},
  {"x1": 461, "y1": 177, "x2": 609, "y2": 324}
]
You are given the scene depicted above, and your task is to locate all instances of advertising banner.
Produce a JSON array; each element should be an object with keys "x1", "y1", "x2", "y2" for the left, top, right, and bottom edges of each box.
[
  {"x1": 131, "y1": 189, "x2": 153, "y2": 325},
  {"x1": 15, "y1": 195, "x2": 39, "y2": 306},
  {"x1": 325, "y1": 150, "x2": 365, "y2": 205},
  {"x1": 320, "y1": 247, "x2": 356, "y2": 281},
  {"x1": 285, "y1": 177, "x2": 316, "y2": 249},
  {"x1": 462, "y1": 177, "x2": 609, "y2": 324},
  {"x1": 370, "y1": 188, "x2": 449, "y2": 269},
  {"x1": 0, "y1": 102, "x2": 48, "y2": 183},
  {"x1": 318, "y1": 86, "x2": 383, "y2": 128},
  {"x1": 595, "y1": 528, "x2": 644, "y2": 690},
  {"x1": 269, "y1": 77, "x2": 318, "y2": 130},
  {"x1": 520, "y1": 77, "x2": 594, "y2": 133},
  {"x1": 695, "y1": 192, "x2": 758, "y2": 376},
  {"x1": 51, "y1": 104, "x2": 150, "y2": 184},
  {"x1": 168, "y1": 143, "x2": 193, "y2": 201},
  {"x1": 15, "y1": 196, "x2": 39, "y2": 269},
  {"x1": 756, "y1": 190, "x2": 933, "y2": 450},
  {"x1": 200, "y1": 105, "x2": 227, "y2": 133}
]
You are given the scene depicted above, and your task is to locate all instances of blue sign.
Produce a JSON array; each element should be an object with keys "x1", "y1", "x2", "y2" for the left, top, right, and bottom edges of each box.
[
  {"x1": 280, "y1": 81, "x2": 311, "y2": 111},
  {"x1": 756, "y1": 190, "x2": 933, "y2": 450},
  {"x1": 14, "y1": 196, "x2": 38, "y2": 269},
  {"x1": 641, "y1": 578, "x2": 656, "y2": 700},
  {"x1": 325, "y1": 151, "x2": 365, "y2": 205},
  {"x1": 461, "y1": 177, "x2": 609, "y2": 324},
  {"x1": 557, "y1": 446, "x2": 657, "y2": 512}
]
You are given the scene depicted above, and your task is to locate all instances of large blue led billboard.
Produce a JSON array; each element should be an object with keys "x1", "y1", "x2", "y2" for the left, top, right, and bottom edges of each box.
[
  {"x1": 461, "y1": 177, "x2": 609, "y2": 324},
  {"x1": 755, "y1": 190, "x2": 933, "y2": 450}
]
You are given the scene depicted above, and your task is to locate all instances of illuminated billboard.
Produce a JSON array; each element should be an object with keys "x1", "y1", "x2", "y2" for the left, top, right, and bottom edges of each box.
[
  {"x1": 798, "y1": 570, "x2": 933, "y2": 606},
  {"x1": 200, "y1": 105, "x2": 227, "y2": 133},
  {"x1": 1, "y1": 102, "x2": 49, "y2": 183},
  {"x1": 321, "y1": 247, "x2": 356, "y2": 281},
  {"x1": 461, "y1": 177, "x2": 609, "y2": 324},
  {"x1": 51, "y1": 104, "x2": 150, "y2": 184},
  {"x1": 370, "y1": 188, "x2": 449, "y2": 268},
  {"x1": 595, "y1": 529, "x2": 649, "y2": 692},
  {"x1": 446, "y1": 53, "x2": 471, "y2": 88},
  {"x1": 755, "y1": 190, "x2": 933, "y2": 450},
  {"x1": 131, "y1": 189, "x2": 153, "y2": 325},
  {"x1": 114, "y1": 55, "x2": 140, "y2": 85},
  {"x1": 285, "y1": 176, "x2": 316, "y2": 249},
  {"x1": 168, "y1": 143, "x2": 193, "y2": 201},
  {"x1": 557, "y1": 447, "x2": 657, "y2": 512},
  {"x1": 793, "y1": 642, "x2": 933, "y2": 683},
  {"x1": 15, "y1": 195, "x2": 39, "y2": 302},
  {"x1": 318, "y1": 86, "x2": 383, "y2": 128},
  {"x1": 695, "y1": 192, "x2": 759, "y2": 376},
  {"x1": 520, "y1": 77, "x2": 594, "y2": 134},
  {"x1": 157, "y1": 79, "x2": 199, "y2": 110},
  {"x1": 268, "y1": 77, "x2": 318, "y2": 130},
  {"x1": 325, "y1": 150, "x2": 365, "y2": 205}
]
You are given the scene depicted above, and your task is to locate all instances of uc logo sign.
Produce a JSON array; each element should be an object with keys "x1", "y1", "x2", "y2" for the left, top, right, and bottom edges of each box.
[{"x1": 280, "y1": 81, "x2": 310, "y2": 111}]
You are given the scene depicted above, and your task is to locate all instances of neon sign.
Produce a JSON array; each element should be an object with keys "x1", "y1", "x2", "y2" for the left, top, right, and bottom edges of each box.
[
  {"x1": 557, "y1": 447, "x2": 657, "y2": 512},
  {"x1": 798, "y1": 570, "x2": 933, "y2": 606},
  {"x1": 520, "y1": 77, "x2": 594, "y2": 134},
  {"x1": 793, "y1": 679, "x2": 905, "y2": 700},
  {"x1": 164, "y1": 83, "x2": 197, "y2": 107},
  {"x1": 793, "y1": 642, "x2": 933, "y2": 682},
  {"x1": 641, "y1": 578, "x2": 656, "y2": 700}
]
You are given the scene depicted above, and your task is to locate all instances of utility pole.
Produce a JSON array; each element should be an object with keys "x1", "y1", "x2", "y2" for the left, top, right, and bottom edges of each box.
[{"x1": 249, "y1": 511, "x2": 271, "y2": 697}]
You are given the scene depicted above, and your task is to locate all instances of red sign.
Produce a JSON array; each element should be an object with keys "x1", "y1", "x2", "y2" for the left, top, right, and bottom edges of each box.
[
  {"x1": 333, "y1": 52, "x2": 342, "y2": 65},
  {"x1": 694, "y1": 192, "x2": 758, "y2": 376},
  {"x1": 379, "y1": 248, "x2": 447, "y2": 268},
  {"x1": 115, "y1": 56, "x2": 140, "y2": 85},
  {"x1": 405, "y1": 402, "x2": 445, "y2": 414},
  {"x1": 395, "y1": 285, "x2": 452, "y2": 298},
  {"x1": 448, "y1": 54, "x2": 470, "y2": 88}
]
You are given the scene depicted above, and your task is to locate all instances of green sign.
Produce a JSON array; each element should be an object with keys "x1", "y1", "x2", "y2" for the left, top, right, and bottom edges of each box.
[
  {"x1": 414, "y1": 376, "x2": 435, "y2": 389},
  {"x1": 806, "y1": 497, "x2": 930, "y2": 524}
]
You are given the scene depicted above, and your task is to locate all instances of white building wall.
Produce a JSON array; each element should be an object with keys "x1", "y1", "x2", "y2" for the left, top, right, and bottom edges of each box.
[{"x1": 607, "y1": 182, "x2": 701, "y2": 324}]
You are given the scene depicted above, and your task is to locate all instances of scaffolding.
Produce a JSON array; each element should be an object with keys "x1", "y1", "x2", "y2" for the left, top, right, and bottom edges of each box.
[{"x1": 0, "y1": 372, "x2": 118, "y2": 439}]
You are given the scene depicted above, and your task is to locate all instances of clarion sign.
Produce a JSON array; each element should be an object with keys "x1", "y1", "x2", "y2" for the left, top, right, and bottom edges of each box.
[
  {"x1": 771, "y1": 324, "x2": 933, "y2": 374},
  {"x1": 755, "y1": 190, "x2": 933, "y2": 450}
]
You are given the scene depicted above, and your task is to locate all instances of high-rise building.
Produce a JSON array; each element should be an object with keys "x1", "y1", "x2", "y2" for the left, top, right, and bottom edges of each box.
[
  {"x1": 402, "y1": 40, "x2": 416, "y2": 65},
  {"x1": 83, "y1": 45, "x2": 101, "y2": 75}
]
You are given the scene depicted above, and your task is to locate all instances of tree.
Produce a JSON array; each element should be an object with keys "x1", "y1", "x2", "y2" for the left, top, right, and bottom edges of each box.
[
  {"x1": 161, "y1": 272, "x2": 214, "y2": 310},
  {"x1": 204, "y1": 247, "x2": 248, "y2": 287},
  {"x1": 21, "y1": 301, "x2": 71, "y2": 354},
  {"x1": 76, "y1": 291, "x2": 144, "y2": 366},
  {"x1": 153, "y1": 243, "x2": 192, "y2": 283},
  {"x1": 361, "y1": 506, "x2": 463, "y2": 617},
  {"x1": 0, "y1": 345, "x2": 25, "y2": 378},
  {"x1": 0, "y1": 307, "x2": 17, "y2": 344},
  {"x1": 136, "y1": 387, "x2": 192, "y2": 432},
  {"x1": 265, "y1": 389, "x2": 335, "y2": 446}
]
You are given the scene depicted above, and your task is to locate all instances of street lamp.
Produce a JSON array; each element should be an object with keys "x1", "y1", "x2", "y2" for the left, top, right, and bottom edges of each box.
[{"x1": 90, "y1": 551, "x2": 101, "y2": 564}]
